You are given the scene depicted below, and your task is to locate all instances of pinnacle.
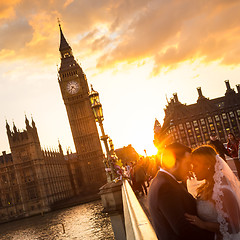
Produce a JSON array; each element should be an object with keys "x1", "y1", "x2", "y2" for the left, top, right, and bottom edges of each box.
[{"x1": 59, "y1": 23, "x2": 71, "y2": 51}]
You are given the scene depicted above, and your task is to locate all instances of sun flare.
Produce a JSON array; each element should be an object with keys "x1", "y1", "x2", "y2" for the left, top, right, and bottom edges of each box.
[{"x1": 162, "y1": 151, "x2": 176, "y2": 169}]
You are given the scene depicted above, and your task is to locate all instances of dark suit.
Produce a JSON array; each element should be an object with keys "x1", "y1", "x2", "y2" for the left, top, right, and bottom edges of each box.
[
  {"x1": 210, "y1": 139, "x2": 229, "y2": 161},
  {"x1": 148, "y1": 171, "x2": 214, "y2": 240}
]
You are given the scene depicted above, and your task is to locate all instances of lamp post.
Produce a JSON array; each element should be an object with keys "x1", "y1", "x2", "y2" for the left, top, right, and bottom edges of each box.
[
  {"x1": 89, "y1": 85, "x2": 116, "y2": 182},
  {"x1": 89, "y1": 86, "x2": 126, "y2": 239},
  {"x1": 108, "y1": 138, "x2": 115, "y2": 155}
]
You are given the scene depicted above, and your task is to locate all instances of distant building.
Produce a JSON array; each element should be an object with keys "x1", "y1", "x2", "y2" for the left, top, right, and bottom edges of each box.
[
  {"x1": 154, "y1": 80, "x2": 240, "y2": 149},
  {"x1": 0, "y1": 23, "x2": 109, "y2": 224},
  {"x1": 57, "y1": 24, "x2": 107, "y2": 194},
  {"x1": 0, "y1": 117, "x2": 73, "y2": 223}
]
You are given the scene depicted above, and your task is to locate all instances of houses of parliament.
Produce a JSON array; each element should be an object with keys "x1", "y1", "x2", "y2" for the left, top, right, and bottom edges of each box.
[
  {"x1": 154, "y1": 80, "x2": 240, "y2": 149},
  {"x1": 0, "y1": 25, "x2": 106, "y2": 223}
]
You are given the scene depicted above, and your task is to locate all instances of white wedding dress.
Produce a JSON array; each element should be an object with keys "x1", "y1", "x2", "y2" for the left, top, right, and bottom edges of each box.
[
  {"x1": 197, "y1": 199, "x2": 218, "y2": 223},
  {"x1": 197, "y1": 199, "x2": 220, "y2": 240},
  {"x1": 195, "y1": 155, "x2": 240, "y2": 240}
]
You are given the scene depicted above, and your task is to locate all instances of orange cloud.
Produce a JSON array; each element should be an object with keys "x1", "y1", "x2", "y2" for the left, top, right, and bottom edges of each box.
[
  {"x1": 63, "y1": 0, "x2": 74, "y2": 8},
  {"x1": 27, "y1": 11, "x2": 59, "y2": 47},
  {"x1": 94, "y1": 0, "x2": 240, "y2": 74},
  {"x1": 1, "y1": 0, "x2": 240, "y2": 74},
  {"x1": 0, "y1": 49, "x2": 15, "y2": 61},
  {"x1": 0, "y1": 1, "x2": 20, "y2": 20}
]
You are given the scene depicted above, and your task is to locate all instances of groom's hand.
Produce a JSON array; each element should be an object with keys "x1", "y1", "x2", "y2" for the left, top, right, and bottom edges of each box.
[{"x1": 185, "y1": 213, "x2": 205, "y2": 229}]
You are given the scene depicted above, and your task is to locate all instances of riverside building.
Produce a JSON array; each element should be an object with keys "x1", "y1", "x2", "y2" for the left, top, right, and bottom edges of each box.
[
  {"x1": 154, "y1": 80, "x2": 240, "y2": 149},
  {"x1": 57, "y1": 23, "x2": 107, "y2": 194},
  {"x1": 0, "y1": 117, "x2": 74, "y2": 223},
  {"x1": 0, "y1": 24, "x2": 107, "y2": 223}
]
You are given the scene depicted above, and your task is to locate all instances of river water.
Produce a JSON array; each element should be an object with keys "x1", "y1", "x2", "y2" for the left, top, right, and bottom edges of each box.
[{"x1": 0, "y1": 201, "x2": 114, "y2": 240}]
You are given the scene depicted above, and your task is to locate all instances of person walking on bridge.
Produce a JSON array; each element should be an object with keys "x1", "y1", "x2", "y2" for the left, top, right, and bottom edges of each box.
[
  {"x1": 227, "y1": 132, "x2": 239, "y2": 159},
  {"x1": 134, "y1": 158, "x2": 148, "y2": 196},
  {"x1": 209, "y1": 133, "x2": 229, "y2": 161}
]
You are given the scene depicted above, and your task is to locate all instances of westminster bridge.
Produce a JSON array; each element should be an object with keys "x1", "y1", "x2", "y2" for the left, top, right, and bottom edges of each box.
[{"x1": 0, "y1": 158, "x2": 238, "y2": 240}]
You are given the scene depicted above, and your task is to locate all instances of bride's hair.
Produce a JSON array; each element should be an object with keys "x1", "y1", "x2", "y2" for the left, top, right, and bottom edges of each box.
[{"x1": 192, "y1": 146, "x2": 217, "y2": 202}]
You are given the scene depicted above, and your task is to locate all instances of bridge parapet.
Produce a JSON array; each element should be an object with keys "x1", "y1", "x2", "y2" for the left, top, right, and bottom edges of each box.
[{"x1": 122, "y1": 180, "x2": 157, "y2": 240}]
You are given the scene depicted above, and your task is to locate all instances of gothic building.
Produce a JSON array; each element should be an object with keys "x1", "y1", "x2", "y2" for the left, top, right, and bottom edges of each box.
[
  {"x1": 154, "y1": 80, "x2": 240, "y2": 149},
  {"x1": 0, "y1": 24, "x2": 108, "y2": 223},
  {"x1": 0, "y1": 117, "x2": 73, "y2": 223},
  {"x1": 57, "y1": 24, "x2": 106, "y2": 194}
]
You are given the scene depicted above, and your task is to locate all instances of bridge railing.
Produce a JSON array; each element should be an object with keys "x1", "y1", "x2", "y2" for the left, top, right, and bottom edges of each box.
[{"x1": 122, "y1": 180, "x2": 157, "y2": 240}]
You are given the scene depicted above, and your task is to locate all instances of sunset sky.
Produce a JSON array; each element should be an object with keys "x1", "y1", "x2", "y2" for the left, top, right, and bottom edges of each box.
[{"x1": 0, "y1": 0, "x2": 240, "y2": 156}]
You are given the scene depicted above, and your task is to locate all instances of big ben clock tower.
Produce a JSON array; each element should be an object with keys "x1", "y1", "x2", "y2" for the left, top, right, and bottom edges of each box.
[{"x1": 57, "y1": 23, "x2": 106, "y2": 193}]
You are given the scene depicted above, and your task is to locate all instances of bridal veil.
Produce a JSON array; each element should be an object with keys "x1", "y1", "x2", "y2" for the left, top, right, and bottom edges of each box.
[{"x1": 212, "y1": 155, "x2": 240, "y2": 239}]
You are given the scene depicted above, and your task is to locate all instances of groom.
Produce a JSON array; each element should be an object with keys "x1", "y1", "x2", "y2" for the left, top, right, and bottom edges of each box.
[{"x1": 148, "y1": 143, "x2": 214, "y2": 240}]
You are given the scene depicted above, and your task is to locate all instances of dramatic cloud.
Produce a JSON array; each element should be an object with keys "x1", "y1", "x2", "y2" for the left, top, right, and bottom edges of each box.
[
  {"x1": 0, "y1": 18, "x2": 32, "y2": 50},
  {"x1": 95, "y1": 0, "x2": 240, "y2": 74},
  {"x1": 0, "y1": 1, "x2": 20, "y2": 21},
  {"x1": 1, "y1": 0, "x2": 240, "y2": 74}
]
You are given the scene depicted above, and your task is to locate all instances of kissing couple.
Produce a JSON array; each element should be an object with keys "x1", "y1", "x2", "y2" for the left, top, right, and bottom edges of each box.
[{"x1": 149, "y1": 142, "x2": 240, "y2": 240}]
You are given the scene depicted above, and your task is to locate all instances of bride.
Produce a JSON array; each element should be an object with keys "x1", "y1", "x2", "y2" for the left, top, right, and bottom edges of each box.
[{"x1": 185, "y1": 146, "x2": 240, "y2": 240}]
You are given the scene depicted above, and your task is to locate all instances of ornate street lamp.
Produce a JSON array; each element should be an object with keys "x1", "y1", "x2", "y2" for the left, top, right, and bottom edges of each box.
[
  {"x1": 108, "y1": 138, "x2": 115, "y2": 155},
  {"x1": 89, "y1": 85, "x2": 116, "y2": 182}
]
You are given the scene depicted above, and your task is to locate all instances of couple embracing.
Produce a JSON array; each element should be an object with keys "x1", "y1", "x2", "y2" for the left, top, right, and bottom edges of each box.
[{"x1": 149, "y1": 143, "x2": 240, "y2": 240}]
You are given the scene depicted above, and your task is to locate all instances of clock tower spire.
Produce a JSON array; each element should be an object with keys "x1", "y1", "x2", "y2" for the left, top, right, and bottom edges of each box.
[{"x1": 57, "y1": 24, "x2": 106, "y2": 194}]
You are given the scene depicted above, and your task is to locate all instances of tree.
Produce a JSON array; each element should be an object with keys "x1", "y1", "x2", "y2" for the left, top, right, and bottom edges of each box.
[{"x1": 115, "y1": 144, "x2": 139, "y2": 164}]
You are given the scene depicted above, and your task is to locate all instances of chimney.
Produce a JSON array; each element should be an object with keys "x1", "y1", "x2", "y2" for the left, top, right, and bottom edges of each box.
[
  {"x1": 236, "y1": 84, "x2": 240, "y2": 94},
  {"x1": 2, "y1": 151, "x2": 6, "y2": 163},
  {"x1": 197, "y1": 87, "x2": 203, "y2": 98},
  {"x1": 225, "y1": 80, "x2": 231, "y2": 91},
  {"x1": 173, "y1": 93, "x2": 179, "y2": 103}
]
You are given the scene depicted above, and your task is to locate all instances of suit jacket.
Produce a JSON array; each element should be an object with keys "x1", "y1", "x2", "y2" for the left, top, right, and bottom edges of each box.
[
  {"x1": 210, "y1": 139, "x2": 229, "y2": 160},
  {"x1": 148, "y1": 171, "x2": 214, "y2": 240}
]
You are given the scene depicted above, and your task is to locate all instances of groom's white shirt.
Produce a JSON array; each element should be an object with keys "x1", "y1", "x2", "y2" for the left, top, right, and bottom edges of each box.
[{"x1": 160, "y1": 168, "x2": 177, "y2": 182}]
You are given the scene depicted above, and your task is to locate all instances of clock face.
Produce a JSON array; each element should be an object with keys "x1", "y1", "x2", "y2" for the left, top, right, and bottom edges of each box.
[{"x1": 66, "y1": 81, "x2": 80, "y2": 94}]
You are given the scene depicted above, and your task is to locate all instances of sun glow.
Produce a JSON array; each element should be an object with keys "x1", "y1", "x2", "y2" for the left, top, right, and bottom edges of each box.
[
  {"x1": 143, "y1": 144, "x2": 158, "y2": 157},
  {"x1": 1, "y1": 1, "x2": 240, "y2": 158},
  {"x1": 162, "y1": 150, "x2": 176, "y2": 169}
]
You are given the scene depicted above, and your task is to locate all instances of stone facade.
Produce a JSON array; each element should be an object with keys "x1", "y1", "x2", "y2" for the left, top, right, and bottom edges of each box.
[
  {"x1": 154, "y1": 80, "x2": 240, "y2": 149},
  {"x1": 0, "y1": 117, "x2": 73, "y2": 223},
  {"x1": 57, "y1": 24, "x2": 107, "y2": 194},
  {"x1": 64, "y1": 152, "x2": 83, "y2": 195},
  {"x1": 0, "y1": 25, "x2": 108, "y2": 223}
]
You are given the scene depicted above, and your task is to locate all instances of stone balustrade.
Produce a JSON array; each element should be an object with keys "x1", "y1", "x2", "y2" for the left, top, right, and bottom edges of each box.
[{"x1": 122, "y1": 180, "x2": 157, "y2": 240}]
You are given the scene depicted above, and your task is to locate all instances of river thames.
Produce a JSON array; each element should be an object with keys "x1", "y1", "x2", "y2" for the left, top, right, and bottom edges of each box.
[{"x1": 0, "y1": 201, "x2": 114, "y2": 240}]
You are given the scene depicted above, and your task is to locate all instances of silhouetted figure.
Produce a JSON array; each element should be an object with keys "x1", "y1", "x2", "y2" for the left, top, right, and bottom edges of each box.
[
  {"x1": 209, "y1": 133, "x2": 229, "y2": 161},
  {"x1": 227, "y1": 132, "x2": 240, "y2": 178},
  {"x1": 227, "y1": 133, "x2": 239, "y2": 158},
  {"x1": 129, "y1": 162, "x2": 137, "y2": 191},
  {"x1": 134, "y1": 158, "x2": 147, "y2": 196}
]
